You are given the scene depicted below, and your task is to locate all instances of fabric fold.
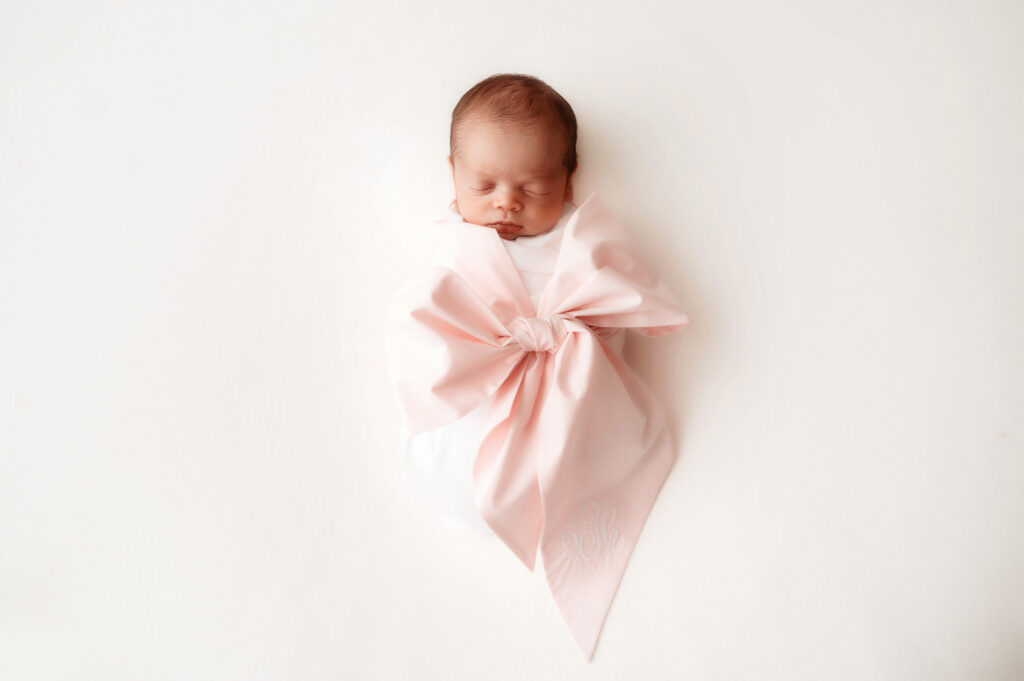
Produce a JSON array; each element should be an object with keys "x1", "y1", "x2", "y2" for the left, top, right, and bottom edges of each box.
[{"x1": 385, "y1": 191, "x2": 689, "y2": 660}]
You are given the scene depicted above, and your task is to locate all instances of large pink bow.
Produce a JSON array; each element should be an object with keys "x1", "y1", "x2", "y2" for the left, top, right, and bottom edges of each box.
[{"x1": 385, "y1": 192, "x2": 690, "y2": 660}]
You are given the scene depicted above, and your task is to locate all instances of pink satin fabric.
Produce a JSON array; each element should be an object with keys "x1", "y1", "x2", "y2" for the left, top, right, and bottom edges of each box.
[{"x1": 386, "y1": 192, "x2": 689, "y2": 660}]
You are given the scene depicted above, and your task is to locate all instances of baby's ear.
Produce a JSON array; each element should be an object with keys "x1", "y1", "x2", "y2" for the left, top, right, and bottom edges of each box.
[{"x1": 565, "y1": 169, "x2": 577, "y2": 203}]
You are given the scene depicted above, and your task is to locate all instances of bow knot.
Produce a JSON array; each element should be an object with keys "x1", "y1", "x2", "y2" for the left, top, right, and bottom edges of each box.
[{"x1": 508, "y1": 314, "x2": 570, "y2": 353}]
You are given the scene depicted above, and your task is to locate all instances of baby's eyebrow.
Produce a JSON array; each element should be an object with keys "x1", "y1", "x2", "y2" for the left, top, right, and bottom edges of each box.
[
  {"x1": 531, "y1": 167, "x2": 567, "y2": 181},
  {"x1": 473, "y1": 171, "x2": 559, "y2": 182}
]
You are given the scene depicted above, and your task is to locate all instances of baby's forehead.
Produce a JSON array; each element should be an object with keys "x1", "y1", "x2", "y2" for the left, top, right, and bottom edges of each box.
[
  {"x1": 464, "y1": 162, "x2": 563, "y2": 181},
  {"x1": 458, "y1": 142, "x2": 563, "y2": 178}
]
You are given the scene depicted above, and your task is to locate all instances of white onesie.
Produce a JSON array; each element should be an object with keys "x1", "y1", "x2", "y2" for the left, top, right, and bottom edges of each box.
[{"x1": 397, "y1": 200, "x2": 627, "y2": 537}]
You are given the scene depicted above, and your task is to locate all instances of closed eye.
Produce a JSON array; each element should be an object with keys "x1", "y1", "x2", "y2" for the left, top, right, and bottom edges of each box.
[{"x1": 469, "y1": 185, "x2": 550, "y2": 196}]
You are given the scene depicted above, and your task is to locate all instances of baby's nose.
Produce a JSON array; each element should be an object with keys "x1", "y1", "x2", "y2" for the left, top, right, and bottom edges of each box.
[{"x1": 493, "y1": 189, "x2": 522, "y2": 211}]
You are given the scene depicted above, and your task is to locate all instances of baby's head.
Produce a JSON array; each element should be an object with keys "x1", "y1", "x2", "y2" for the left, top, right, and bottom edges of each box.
[{"x1": 448, "y1": 73, "x2": 578, "y2": 240}]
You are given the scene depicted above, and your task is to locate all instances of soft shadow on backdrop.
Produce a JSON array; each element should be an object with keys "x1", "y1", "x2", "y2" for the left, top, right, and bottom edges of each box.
[{"x1": 1, "y1": 1, "x2": 1021, "y2": 680}]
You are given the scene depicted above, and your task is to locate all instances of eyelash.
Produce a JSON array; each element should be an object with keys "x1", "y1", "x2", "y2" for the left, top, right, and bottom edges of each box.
[{"x1": 472, "y1": 186, "x2": 549, "y2": 197}]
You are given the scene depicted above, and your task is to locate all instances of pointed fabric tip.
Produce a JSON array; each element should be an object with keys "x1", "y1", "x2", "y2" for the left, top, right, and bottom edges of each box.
[{"x1": 539, "y1": 422, "x2": 675, "y2": 663}]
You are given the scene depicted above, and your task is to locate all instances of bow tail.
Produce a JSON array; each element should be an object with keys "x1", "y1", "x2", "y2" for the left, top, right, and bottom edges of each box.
[
  {"x1": 473, "y1": 351, "x2": 549, "y2": 571},
  {"x1": 536, "y1": 333, "x2": 677, "y2": 661}
]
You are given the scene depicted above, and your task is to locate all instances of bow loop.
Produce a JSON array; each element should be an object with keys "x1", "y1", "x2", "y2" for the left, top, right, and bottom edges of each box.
[{"x1": 508, "y1": 313, "x2": 570, "y2": 353}]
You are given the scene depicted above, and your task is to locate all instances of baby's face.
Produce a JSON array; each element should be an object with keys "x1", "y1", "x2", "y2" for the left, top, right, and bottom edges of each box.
[{"x1": 448, "y1": 116, "x2": 574, "y2": 240}]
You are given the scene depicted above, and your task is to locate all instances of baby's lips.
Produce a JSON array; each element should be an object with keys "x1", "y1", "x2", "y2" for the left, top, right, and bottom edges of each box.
[{"x1": 493, "y1": 223, "x2": 524, "y2": 232}]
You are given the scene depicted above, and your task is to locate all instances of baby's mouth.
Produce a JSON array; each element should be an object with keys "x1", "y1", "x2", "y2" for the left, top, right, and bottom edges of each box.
[{"x1": 490, "y1": 222, "x2": 523, "y2": 232}]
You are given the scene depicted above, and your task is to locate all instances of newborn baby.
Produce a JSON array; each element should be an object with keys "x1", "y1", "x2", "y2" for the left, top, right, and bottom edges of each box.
[
  {"x1": 386, "y1": 73, "x2": 688, "y2": 660},
  {"x1": 404, "y1": 75, "x2": 625, "y2": 535}
]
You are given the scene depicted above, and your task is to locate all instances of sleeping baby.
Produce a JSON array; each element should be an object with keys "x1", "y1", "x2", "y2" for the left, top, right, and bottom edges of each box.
[
  {"x1": 385, "y1": 73, "x2": 689, "y2": 660},
  {"x1": 404, "y1": 74, "x2": 625, "y2": 536}
]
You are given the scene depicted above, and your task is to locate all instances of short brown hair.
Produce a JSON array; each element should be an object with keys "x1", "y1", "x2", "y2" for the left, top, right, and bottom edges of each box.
[{"x1": 449, "y1": 73, "x2": 578, "y2": 180}]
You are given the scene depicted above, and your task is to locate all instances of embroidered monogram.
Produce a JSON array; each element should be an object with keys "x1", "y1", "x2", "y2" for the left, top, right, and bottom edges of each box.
[{"x1": 561, "y1": 500, "x2": 620, "y2": 561}]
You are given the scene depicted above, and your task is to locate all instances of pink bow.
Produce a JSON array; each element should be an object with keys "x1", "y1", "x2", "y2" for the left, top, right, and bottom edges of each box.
[{"x1": 386, "y1": 192, "x2": 690, "y2": 660}]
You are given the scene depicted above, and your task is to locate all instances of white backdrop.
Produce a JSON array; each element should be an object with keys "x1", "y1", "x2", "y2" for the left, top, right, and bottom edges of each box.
[{"x1": 2, "y1": 1, "x2": 1022, "y2": 679}]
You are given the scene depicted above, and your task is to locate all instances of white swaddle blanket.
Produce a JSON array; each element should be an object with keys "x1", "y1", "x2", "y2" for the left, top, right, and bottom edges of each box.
[{"x1": 397, "y1": 199, "x2": 627, "y2": 536}]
